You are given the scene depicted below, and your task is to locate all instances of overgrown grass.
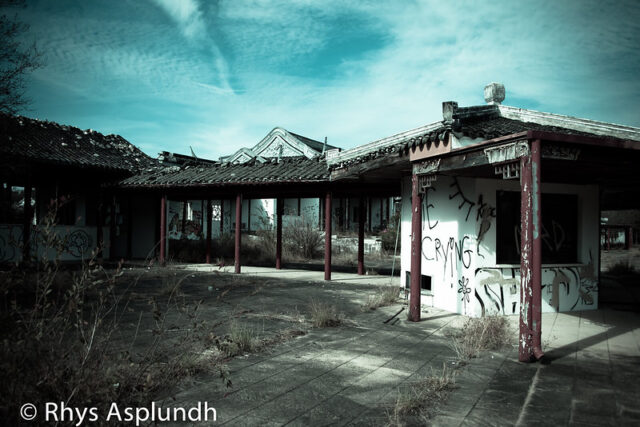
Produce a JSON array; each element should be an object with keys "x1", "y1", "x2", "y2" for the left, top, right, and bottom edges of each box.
[
  {"x1": 0, "y1": 205, "x2": 233, "y2": 425},
  {"x1": 388, "y1": 364, "x2": 456, "y2": 425},
  {"x1": 362, "y1": 285, "x2": 400, "y2": 311},
  {"x1": 308, "y1": 299, "x2": 342, "y2": 327},
  {"x1": 450, "y1": 315, "x2": 512, "y2": 361},
  {"x1": 221, "y1": 321, "x2": 261, "y2": 356}
]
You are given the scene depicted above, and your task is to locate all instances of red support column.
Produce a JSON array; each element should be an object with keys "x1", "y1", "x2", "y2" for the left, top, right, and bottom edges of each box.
[
  {"x1": 22, "y1": 182, "x2": 32, "y2": 263},
  {"x1": 220, "y1": 200, "x2": 224, "y2": 234},
  {"x1": 126, "y1": 196, "x2": 133, "y2": 259},
  {"x1": 409, "y1": 174, "x2": 422, "y2": 322},
  {"x1": 96, "y1": 193, "x2": 104, "y2": 262},
  {"x1": 531, "y1": 139, "x2": 544, "y2": 360},
  {"x1": 627, "y1": 227, "x2": 633, "y2": 250},
  {"x1": 357, "y1": 196, "x2": 365, "y2": 275},
  {"x1": 159, "y1": 194, "x2": 166, "y2": 266},
  {"x1": 276, "y1": 198, "x2": 283, "y2": 269},
  {"x1": 235, "y1": 193, "x2": 242, "y2": 274},
  {"x1": 206, "y1": 199, "x2": 212, "y2": 264},
  {"x1": 109, "y1": 195, "x2": 116, "y2": 261},
  {"x1": 181, "y1": 200, "x2": 187, "y2": 234},
  {"x1": 324, "y1": 191, "x2": 332, "y2": 280},
  {"x1": 519, "y1": 140, "x2": 543, "y2": 362}
]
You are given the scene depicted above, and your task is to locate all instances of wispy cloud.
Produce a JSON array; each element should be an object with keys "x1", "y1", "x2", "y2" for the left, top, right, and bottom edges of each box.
[{"x1": 15, "y1": 0, "x2": 640, "y2": 158}]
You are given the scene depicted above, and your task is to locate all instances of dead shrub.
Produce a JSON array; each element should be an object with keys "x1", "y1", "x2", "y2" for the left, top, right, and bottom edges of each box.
[
  {"x1": 451, "y1": 315, "x2": 512, "y2": 361},
  {"x1": 284, "y1": 217, "x2": 324, "y2": 260},
  {"x1": 0, "y1": 206, "x2": 232, "y2": 425},
  {"x1": 308, "y1": 299, "x2": 342, "y2": 327},
  {"x1": 362, "y1": 285, "x2": 400, "y2": 311},
  {"x1": 388, "y1": 363, "x2": 456, "y2": 425}
]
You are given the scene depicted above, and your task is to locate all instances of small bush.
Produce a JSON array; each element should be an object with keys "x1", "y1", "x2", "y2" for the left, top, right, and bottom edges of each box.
[
  {"x1": 308, "y1": 299, "x2": 342, "y2": 327},
  {"x1": 362, "y1": 285, "x2": 400, "y2": 311},
  {"x1": 451, "y1": 315, "x2": 512, "y2": 361},
  {"x1": 389, "y1": 363, "x2": 456, "y2": 425}
]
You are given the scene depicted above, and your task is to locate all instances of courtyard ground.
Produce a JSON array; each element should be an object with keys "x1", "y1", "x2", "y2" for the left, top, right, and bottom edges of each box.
[{"x1": 132, "y1": 264, "x2": 640, "y2": 426}]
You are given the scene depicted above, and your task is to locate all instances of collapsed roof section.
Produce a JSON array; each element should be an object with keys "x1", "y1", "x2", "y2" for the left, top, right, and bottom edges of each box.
[{"x1": 0, "y1": 113, "x2": 154, "y2": 173}]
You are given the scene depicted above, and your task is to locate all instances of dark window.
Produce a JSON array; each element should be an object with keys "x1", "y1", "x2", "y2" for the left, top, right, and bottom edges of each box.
[
  {"x1": 405, "y1": 272, "x2": 432, "y2": 292},
  {"x1": 496, "y1": 191, "x2": 578, "y2": 264}
]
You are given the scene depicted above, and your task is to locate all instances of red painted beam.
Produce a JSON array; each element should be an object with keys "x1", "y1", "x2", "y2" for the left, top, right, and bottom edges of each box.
[
  {"x1": 324, "y1": 191, "x2": 332, "y2": 281},
  {"x1": 409, "y1": 174, "x2": 422, "y2": 322},
  {"x1": 160, "y1": 194, "x2": 166, "y2": 266},
  {"x1": 235, "y1": 193, "x2": 242, "y2": 274},
  {"x1": 206, "y1": 199, "x2": 212, "y2": 264},
  {"x1": 358, "y1": 195, "x2": 365, "y2": 275},
  {"x1": 276, "y1": 198, "x2": 283, "y2": 269}
]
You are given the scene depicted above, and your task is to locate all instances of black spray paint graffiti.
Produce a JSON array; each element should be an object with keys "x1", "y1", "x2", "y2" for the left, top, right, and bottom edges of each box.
[
  {"x1": 475, "y1": 194, "x2": 496, "y2": 258},
  {"x1": 474, "y1": 269, "x2": 519, "y2": 316},
  {"x1": 422, "y1": 235, "x2": 473, "y2": 277},
  {"x1": 513, "y1": 220, "x2": 567, "y2": 256},
  {"x1": 449, "y1": 178, "x2": 475, "y2": 221},
  {"x1": 64, "y1": 230, "x2": 93, "y2": 258},
  {"x1": 446, "y1": 178, "x2": 495, "y2": 258},
  {"x1": 458, "y1": 276, "x2": 471, "y2": 314},
  {"x1": 423, "y1": 187, "x2": 439, "y2": 230},
  {"x1": 476, "y1": 263, "x2": 598, "y2": 316}
]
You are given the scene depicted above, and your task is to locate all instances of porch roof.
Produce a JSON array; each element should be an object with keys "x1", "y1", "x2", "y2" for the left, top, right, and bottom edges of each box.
[{"x1": 118, "y1": 156, "x2": 330, "y2": 188}]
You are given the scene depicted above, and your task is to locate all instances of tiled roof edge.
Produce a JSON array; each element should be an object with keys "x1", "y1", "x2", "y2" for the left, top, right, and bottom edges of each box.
[
  {"x1": 326, "y1": 121, "x2": 443, "y2": 166},
  {"x1": 498, "y1": 105, "x2": 640, "y2": 141}
]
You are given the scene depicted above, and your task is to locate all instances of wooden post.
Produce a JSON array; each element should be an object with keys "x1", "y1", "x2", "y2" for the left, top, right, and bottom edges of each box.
[
  {"x1": 181, "y1": 200, "x2": 187, "y2": 235},
  {"x1": 160, "y1": 194, "x2": 166, "y2": 266},
  {"x1": 276, "y1": 198, "x2": 283, "y2": 269},
  {"x1": 96, "y1": 192, "x2": 104, "y2": 262},
  {"x1": 519, "y1": 140, "x2": 544, "y2": 362},
  {"x1": 324, "y1": 191, "x2": 332, "y2": 280},
  {"x1": 109, "y1": 195, "x2": 116, "y2": 260},
  {"x1": 206, "y1": 199, "x2": 212, "y2": 264},
  {"x1": 358, "y1": 196, "x2": 365, "y2": 275},
  {"x1": 22, "y1": 182, "x2": 32, "y2": 263},
  {"x1": 409, "y1": 174, "x2": 422, "y2": 322},
  {"x1": 235, "y1": 193, "x2": 242, "y2": 274},
  {"x1": 220, "y1": 200, "x2": 224, "y2": 234},
  {"x1": 126, "y1": 196, "x2": 133, "y2": 259}
]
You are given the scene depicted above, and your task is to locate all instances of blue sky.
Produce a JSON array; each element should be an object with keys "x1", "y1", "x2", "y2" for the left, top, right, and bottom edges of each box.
[{"x1": 8, "y1": 0, "x2": 640, "y2": 159}]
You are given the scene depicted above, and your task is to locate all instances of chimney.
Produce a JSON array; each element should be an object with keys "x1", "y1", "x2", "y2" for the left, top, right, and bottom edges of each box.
[
  {"x1": 484, "y1": 82, "x2": 505, "y2": 105},
  {"x1": 322, "y1": 136, "x2": 327, "y2": 154},
  {"x1": 442, "y1": 101, "x2": 458, "y2": 124}
]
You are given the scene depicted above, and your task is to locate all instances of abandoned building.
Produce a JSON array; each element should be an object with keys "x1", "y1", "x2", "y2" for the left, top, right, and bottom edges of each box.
[{"x1": 2, "y1": 83, "x2": 639, "y2": 362}]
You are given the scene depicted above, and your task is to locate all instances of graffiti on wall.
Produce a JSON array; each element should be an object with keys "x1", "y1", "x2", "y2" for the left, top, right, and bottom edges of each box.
[
  {"x1": 473, "y1": 263, "x2": 598, "y2": 316},
  {"x1": 64, "y1": 230, "x2": 93, "y2": 257}
]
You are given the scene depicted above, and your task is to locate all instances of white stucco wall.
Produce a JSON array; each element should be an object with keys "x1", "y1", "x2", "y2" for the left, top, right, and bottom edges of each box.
[{"x1": 401, "y1": 175, "x2": 599, "y2": 316}]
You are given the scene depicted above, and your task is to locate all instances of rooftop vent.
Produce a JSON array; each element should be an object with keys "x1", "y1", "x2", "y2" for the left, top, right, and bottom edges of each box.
[{"x1": 484, "y1": 82, "x2": 505, "y2": 105}]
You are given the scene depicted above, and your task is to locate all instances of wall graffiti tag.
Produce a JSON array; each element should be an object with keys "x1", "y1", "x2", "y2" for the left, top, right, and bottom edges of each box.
[{"x1": 65, "y1": 230, "x2": 93, "y2": 258}]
